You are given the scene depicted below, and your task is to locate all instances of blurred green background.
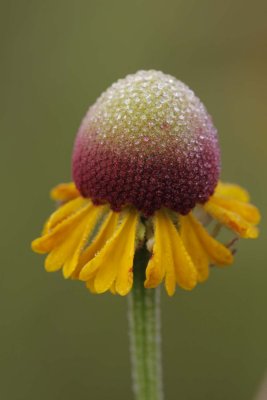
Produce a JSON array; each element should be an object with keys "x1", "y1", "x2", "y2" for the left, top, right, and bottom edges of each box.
[{"x1": 1, "y1": 0, "x2": 267, "y2": 399}]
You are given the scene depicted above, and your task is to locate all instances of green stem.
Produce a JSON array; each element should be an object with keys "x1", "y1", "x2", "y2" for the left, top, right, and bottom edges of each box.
[{"x1": 128, "y1": 249, "x2": 164, "y2": 400}]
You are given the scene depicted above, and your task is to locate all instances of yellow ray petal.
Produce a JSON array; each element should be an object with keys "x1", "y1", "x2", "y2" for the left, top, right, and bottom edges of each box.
[
  {"x1": 80, "y1": 210, "x2": 138, "y2": 296},
  {"x1": 204, "y1": 200, "x2": 259, "y2": 239},
  {"x1": 44, "y1": 197, "x2": 89, "y2": 234},
  {"x1": 180, "y1": 215, "x2": 210, "y2": 282},
  {"x1": 44, "y1": 205, "x2": 105, "y2": 277},
  {"x1": 144, "y1": 212, "x2": 167, "y2": 291},
  {"x1": 156, "y1": 212, "x2": 177, "y2": 296},
  {"x1": 63, "y1": 205, "x2": 105, "y2": 278},
  {"x1": 50, "y1": 182, "x2": 80, "y2": 202},
  {"x1": 31, "y1": 202, "x2": 92, "y2": 253},
  {"x1": 163, "y1": 237, "x2": 176, "y2": 295},
  {"x1": 215, "y1": 182, "x2": 250, "y2": 202},
  {"x1": 145, "y1": 211, "x2": 197, "y2": 294},
  {"x1": 164, "y1": 213, "x2": 198, "y2": 291},
  {"x1": 45, "y1": 217, "x2": 87, "y2": 273},
  {"x1": 114, "y1": 213, "x2": 139, "y2": 296},
  {"x1": 86, "y1": 278, "x2": 97, "y2": 293},
  {"x1": 185, "y1": 213, "x2": 233, "y2": 266},
  {"x1": 109, "y1": 281, "x2": 118, "y2": 295},
  {"x1": 78, "y1": 212, "x2": 120, "y2": 281},
  {"x1": 77, "y1": 210, "x2": 119, "y2": 273},
  {"x1": 210, "y1": 196, "x2": 260, "y2": 225}
]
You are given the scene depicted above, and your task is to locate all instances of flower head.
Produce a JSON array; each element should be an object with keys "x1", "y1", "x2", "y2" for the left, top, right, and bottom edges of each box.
[
  {"x1": 73, "y1": 70, "x2": 220, "y2": 216},
  {"x1": 32, "y1": 70, "x2": 260, "y2": 296}
]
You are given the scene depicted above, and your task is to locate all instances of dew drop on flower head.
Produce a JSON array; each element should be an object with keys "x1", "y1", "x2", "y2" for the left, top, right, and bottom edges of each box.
[{"x1": 72, "y1": 70, "x2": 220, "y2": 216}]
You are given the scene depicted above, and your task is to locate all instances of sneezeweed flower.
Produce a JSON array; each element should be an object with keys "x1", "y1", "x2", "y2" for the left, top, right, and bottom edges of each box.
[
  {"x1": 32, "y1": 70, "x2": 260, "y2": 400},
  {"x1": 32, "y1": 70, "x2": 260, "y2": 296}
]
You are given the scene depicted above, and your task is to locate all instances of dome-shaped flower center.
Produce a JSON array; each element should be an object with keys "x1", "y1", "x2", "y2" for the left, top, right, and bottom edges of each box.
[{"x1": 72, "y1": 70, "x2": 220, "y2": 216}]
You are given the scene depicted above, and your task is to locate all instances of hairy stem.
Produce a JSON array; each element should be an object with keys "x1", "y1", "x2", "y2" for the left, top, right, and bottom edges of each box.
[{"x1": 128, "y1": 250, "x2": 164, "y2": 400}]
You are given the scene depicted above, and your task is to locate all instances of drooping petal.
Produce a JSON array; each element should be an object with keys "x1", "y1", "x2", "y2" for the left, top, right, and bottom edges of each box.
[
  {"x1": 182, "y1": 213, "x2": 233, "y2": 268},
  {"x1": 80, "y1": 210, "x2": 139, "y2": 296},
  {"x1": 31, "y1": 201, "x2": 92, "y2": 253},
  {"x1": 180, "y1": 215, "x2": 210, "y2": 282},
  {"x1": 44, "y1": 217, "x2": 88, "y2": 274},
  {"x1": 44, "y1": 204, "x2": 105, "y2": 277},
  {"x1": 50, "y1": 182, "x2": 80, "y2": 202},
  {"x1": 204, "y1": 200, "x2": 259, "y2": 239},
  {"x1": 44, "y1": 222, "x2": 81, "y2": 273},
  {"x1": 109, "y1": 281, "x2": 117, "y2": 295},
  {"x1": 44, "y1": 197, "x2": 89, "y2": 234},
  {"x1": 145, "y1": 210, "x2": 197, "y2": 295},
  {"x1": 77, "y1": 210, "x2": 119, "y2": 272},
  {"x1": 214, "y1": 182, "x2": 250, "y2": 202},
  {"x1": 86, "y1": 277, "x2": 97, "y2": 293},
  {"x1": 62, "y1": 205, "x2": 105, "y2": 278},
  {"x1": 210, "y1": 196, "x2": 260, "y2": 225},
  {"x1": 164, "y1": 213, "x2": 198, "y2": 291},
  {"x1": 115, "y1": 213, "x2": 139, "y2": 295},
  {"x1": 144, "y1": 212, "x2": 167, "y2": 291},
  {"x1": 145, "y1": 211, "x2": 177, "y2": 295}
]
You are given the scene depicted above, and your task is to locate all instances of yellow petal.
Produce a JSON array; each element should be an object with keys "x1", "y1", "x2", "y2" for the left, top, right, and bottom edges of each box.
[
  {"x1": 144, "y1": 212, "x2": 167, "y2": 291},
  {"x1": 86, "y1": 278, "x2": 97, "y2": 293},
  {"x1": 44, "y1": 197, "x2": 89, "y2": 234},
  {"x1": 165, "y1": 213, "x2": 198, "y2": 291},
  {"x1": 77, "y1": 210, "x2": 119, "y2": 272},
  {"x1": 185, "y1": 213, "x2": 233, "y2": 266},
  {"x1": 50, "y1": 182, "x2": 80, "y2": 202},
  {"x1": 214, "y1": 182, "x2": 250, "y2": 202},
  {"x1": 180, "y1": 215, "x2": 210, "y2": 282},
  {"x1": 164, "y1": 242, "x2": 177, "y2": 295},
  {"x1": 145, "y1": 211, "x2": 197, "y2": 294},
  {"x1": 63, "y1": 205, "x2": 105, "y2": 278},
  {"x1": 109, "y1": 281, "x2": 117, "y2": 295},
  {"x1": 80, "y1": 210, "x2": 138, "y2": 296},
  {"x1": 114, "y1": 213, "x2": 139, "y2": 296},
  {"x1": 45, "y1": 217, "x2": 87, "y2": 273},
  {"x1": 44, "y1": 205, "x2": 105, "y2": 277},
  {"x1": 204, "y1": 200, "x2": 259, "y2": 238},
  {"x1": 210, "y1": 196, "x2": 261, "y2": 225},
  {"x1": 32, "y1": 201, "x2": 92, "y2": 254}
]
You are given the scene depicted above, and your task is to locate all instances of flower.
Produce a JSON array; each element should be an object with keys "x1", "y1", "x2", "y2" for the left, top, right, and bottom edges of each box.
[{"x1": 32, "y1": 70, "x2": 260, "y2": 296}]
